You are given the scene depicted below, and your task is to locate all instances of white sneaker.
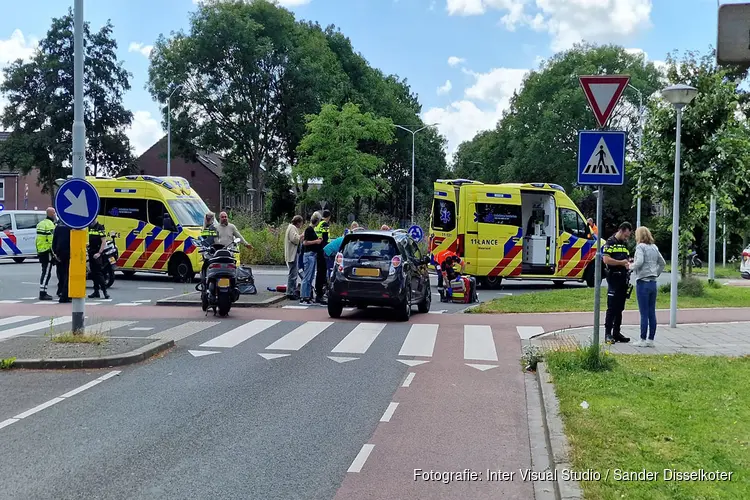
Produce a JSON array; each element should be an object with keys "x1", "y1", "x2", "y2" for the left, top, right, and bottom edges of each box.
[
  {"x1": 632, "y1": 339, "x2": 648, "y2": 347},
  {"x1": 645, "y1": 340, "x2": 655, "y2": 347}
]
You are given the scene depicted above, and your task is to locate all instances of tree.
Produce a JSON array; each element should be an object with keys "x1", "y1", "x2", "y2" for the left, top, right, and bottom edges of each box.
[
  {"x1": 294, "y1": 102, "x2": 394, "y2": 217},
  {"x1": 0, "y1": 10, "x2": 134, "y2": 198},
  {"x1": 639, "y1": 49, "x2": 750, "y2": 274}
]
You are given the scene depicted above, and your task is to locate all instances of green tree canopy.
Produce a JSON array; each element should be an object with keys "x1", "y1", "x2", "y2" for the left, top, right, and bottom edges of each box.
[
  {"x1": 294, "y1": 102, "x2": 394, "y2": 216},
  {"x1": 0, "y1": 9, "x2": 134, "y2": 197}
]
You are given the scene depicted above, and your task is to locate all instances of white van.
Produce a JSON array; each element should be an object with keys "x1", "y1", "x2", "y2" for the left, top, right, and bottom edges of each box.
[{"x1": 0, "y1": 210, "x2": 47, "y2": 263}]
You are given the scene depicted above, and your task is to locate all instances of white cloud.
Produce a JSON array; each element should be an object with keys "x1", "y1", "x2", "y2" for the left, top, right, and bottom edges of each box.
[
  {"x1": 128, "y1": 42, "x2": 153, "y2": 58},
  {"x1": 447, "y1": 56, "x2": 465, "y2": 67},
  {"x1": 437, "y1": 80, "x2": 453, "y2": 95},
  {"x1": 127, "y1": 111, "x2": 163, "y2": 156},
  {"x1": 446, "y1": 0, "x2": 653, "y2": 51},
  {"x1": 0, "y1": 30, "x2": 39, "y2": 128},
  {"x1": 423, "y1": 67, "x2": 528, "y2": 157},
  {"x1": 624, "y1": 47, "x2": 667, "y2": 75}
]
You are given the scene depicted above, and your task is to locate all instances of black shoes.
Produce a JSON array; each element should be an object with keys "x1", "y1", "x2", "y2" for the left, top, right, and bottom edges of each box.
[
  {"x1": 605, "y1": 333, "x2": 630, "y2": 344},
  {"x1": 39, "y1": 292, "x2": 53, "y2": 301}
]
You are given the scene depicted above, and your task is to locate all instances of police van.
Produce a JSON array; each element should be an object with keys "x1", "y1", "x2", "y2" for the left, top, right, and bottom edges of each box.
[
  {"x1": 429, "y1": 179, "x2": 601, "y2": 288},
  {"x1": 55, "y1": 175, "x2": 211, "y2": 282},
  {"x1": 0, "y1": 210, "x2": 48, "y2": 262}
]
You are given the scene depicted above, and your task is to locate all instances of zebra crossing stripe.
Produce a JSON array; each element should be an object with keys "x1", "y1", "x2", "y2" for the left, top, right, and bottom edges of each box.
[
  {"x1": 0, "y1": 316, "x2": 71, "y2": 341},
  {"x1": 398, "y1": 324, "x2": 438, "y2": 358},
  {"x1": 265, "y1": 321, "x2": 333, "y2": 351},
  {"x1": 331, "y1": 323, "x2": 385, "y2": 354},
  {"x1": 463, "y1": 325, "x2": 498, "y2": 362},
  {"x1": 200, "y1": 319, "x2": 280, "y2": 348},
  {"x1": 0, "y1": 316, "x2": 38, "y2": 328}
]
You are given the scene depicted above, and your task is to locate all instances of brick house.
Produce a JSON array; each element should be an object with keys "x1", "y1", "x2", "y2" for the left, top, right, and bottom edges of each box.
[
  {"x1": 0, "y1": 131, "x2": 51, "y2": 211},
  {"x1": 137, "y1": 137, "x2": 265, "y2": 213}
]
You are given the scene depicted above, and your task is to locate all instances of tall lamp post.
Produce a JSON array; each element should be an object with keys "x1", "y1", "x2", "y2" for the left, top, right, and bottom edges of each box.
[
  {"x1": 394, "y1": 123, "x2": 439, "y2": 224},
  {"x1": 166, "y1": 84, "x2": 183, "y2": 177},
  {"x1": 662, "y1": 83, "x2": 698, "y2": 328},
  {"x1": 628, "y1": 84, "x2": 644, "y2": 228}
]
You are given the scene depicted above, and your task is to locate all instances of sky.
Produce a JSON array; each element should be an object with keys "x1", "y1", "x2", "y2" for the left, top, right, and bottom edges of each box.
[{"x1": 0, "y1": 0, "x2": 728, "y2": 160}]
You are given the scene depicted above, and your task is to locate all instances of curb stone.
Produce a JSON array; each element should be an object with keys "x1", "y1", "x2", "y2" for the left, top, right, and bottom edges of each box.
[
  {"x1": 537, "y1": 362, "x2": 584, "y2": 500},
  {"x1": 155, "y1": 294, "x2": 286, "y2": 308},
  {"x1": 10, "y1": 339, "x2": 174, "y2": 369},
  {"x1": 523, "y1": 372, "x2": 556, "y2": 500}
]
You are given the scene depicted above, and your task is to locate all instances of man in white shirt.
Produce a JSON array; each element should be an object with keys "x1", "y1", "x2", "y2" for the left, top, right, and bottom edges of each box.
[{"x1": 216, "y1": 211, "x2": 253, "y2": 250}]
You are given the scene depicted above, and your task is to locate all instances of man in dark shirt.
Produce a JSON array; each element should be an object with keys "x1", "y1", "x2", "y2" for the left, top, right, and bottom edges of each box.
[
  {"x1": 301, "y1": 214, "x2": 323, "y2": 304},
  {"x1": 314, "y1": 209, "x2": 331, "y2": 304},
  {"x1": 88, "y1": 219, "x2": 110, "y2": 299},
  {"x1": 602, "y1": 222, "x2": 633, "y2": 344},
  {"x1": 52, "y1": 222, "x2": 72, "y2": 303}
]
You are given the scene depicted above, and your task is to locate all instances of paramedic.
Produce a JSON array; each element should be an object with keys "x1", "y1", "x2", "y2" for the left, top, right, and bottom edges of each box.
[
  {"x1": 587, "y1": 218, "x2": 598, "y2": 235},
  {"x1": 314, "y1": 210, "x2": 331, "y2": 304},
  {"x1": 445, "y1": 255, "x2": 477, "y2": 302},
  {"x1": 200, "y1": 212, "x2": 219, "y2": 280},
  {"x1": 603, "y1": 222, "x2": 632, "y2": 344},
  {"x1": 36, "y1": 207, "x2": 57, "y2": 301}
]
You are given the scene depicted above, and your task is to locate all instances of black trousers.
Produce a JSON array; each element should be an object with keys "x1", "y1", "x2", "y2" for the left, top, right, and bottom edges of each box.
[
  {"x1": 39, "y1": 251, "x2": 54, "y2": 293},
  {"x1": 56, "y1": 259, "x2": 70, "y2": 299},
  {"x1": 605, "y1": 273, "x2": 628, "y2": 337},
  {"x1": 89, "y1": 254, "x2": 107, "y2": 293},
  {"x1": 315, "y1": 251, "x2": 326, "y2": 299}
]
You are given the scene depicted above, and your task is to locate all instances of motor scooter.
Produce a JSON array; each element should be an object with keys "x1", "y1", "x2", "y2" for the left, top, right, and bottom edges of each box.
[{"x1": 196, "y1": 237, "x2": 241, "y2": 317}]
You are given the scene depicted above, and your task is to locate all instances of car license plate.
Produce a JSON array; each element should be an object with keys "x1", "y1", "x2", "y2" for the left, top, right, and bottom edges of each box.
[
  {"x1": 353, "y1": 267, "x2": 379, "y2": 277},
  {"x1": 218, "y1": 278, "x2": 230, "y2": 287},
  {"x1": 109, "y1": 257, "x2": 116, "y2": 264}
]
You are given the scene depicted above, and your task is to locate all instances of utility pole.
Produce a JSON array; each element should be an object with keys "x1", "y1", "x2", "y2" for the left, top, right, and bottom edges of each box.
[
  {"x1": 394, "y1": 123, "x2": 438, "y2": 225},
  {"x1": 71, "y1": 0, "x2": 86, "y2": 333},
  {"x1": 709, "y1": 194, "x2": 717, "y2": 280},
  {"x1": 628, "y1": 84, "x2": 644, "y2": 228}
]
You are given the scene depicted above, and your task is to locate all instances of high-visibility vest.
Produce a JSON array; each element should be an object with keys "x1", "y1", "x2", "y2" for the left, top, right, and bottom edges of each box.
[
  {"x1": 36, "y1": 218, "x2": 55, "y2": 253},
  {"x1": 315, "y1": 220, "x2": 329, "y2": 239}
]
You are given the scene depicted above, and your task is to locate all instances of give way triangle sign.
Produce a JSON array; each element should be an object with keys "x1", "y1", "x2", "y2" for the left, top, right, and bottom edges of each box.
[{"x1": 579, "y1": 75, "x2": 630, "y2": 128}]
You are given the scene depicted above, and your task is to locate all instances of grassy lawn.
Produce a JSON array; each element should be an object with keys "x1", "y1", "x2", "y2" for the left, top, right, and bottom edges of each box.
[
  {"x1": 664, "y1": 263, "x2": 739, "y2": 280},
  {"x1": 545, "y1": 353, "x2": 750, "y2": 500},
  {"x1": 471, "y1": 283, "x2": 750, "y2": 313}
]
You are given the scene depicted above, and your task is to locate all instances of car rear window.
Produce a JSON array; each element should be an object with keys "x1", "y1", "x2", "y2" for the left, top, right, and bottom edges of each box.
[{"x1": 342, "y1": 235, "x2": 399, "y2": 260}]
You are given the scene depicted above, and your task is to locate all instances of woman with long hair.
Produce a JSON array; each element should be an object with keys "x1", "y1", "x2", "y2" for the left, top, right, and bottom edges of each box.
[{"x1": 631, "y1": 226, "x2": 666, "y2": 347}]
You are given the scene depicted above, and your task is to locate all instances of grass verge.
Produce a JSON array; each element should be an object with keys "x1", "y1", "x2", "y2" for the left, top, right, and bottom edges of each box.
[
  {"x1": 472, "y1": 279, "x2": 750, "y2": 313},
  {"x1": 50, "y1": 332, "x2": 108, "y2": 345},
  {"x1": 664, "y1": 263, "x2": 738, "y2": 279},
  {"x1": 545, "y1": 352, "x2": 750, "y2": 500}
]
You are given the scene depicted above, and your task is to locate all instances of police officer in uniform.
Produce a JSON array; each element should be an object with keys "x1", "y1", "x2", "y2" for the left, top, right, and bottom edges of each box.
[
  {"x1": 200, "y1": 212, "x2": 219, "y2": 281},
  {"x1": 602, "y1": 222, "x2": 633, "y2": 344},
  {"x1": 36, "y1": 207, "x2": 57, "y2": 300},
  {"x1": 87, "y1": 219, "x2": 110, "y2": 299},
  {"x1": 314, "y1": 209, "x2": 331, "y2": 304}
]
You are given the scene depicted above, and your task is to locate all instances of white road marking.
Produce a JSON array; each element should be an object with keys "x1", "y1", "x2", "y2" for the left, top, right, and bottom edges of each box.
[
  {"x1": 265, "y1": 321, "x2": 333, "y2": 351},
  {"x1": 95, "y1": 299, "x2": 113, "y2": 302},
  {"x1": 516, "y1": 326, "x2": 545, "y2": 340},
  {"x1": 149, "y1": 321, "x2": 220, "y2": 343},
  {"x1": 402, "y1": 372, "x2": 416, "y2": 387},
  {"x1": 398, "y1": 324, "x2": 438, "y2": 358},
  {"x1": 189, "y1": 350, "x2": 220, "y2": 357},
  {"x1": 331, "y1": 323, "x2": 385, "y2": 354},
  {"x1": 86, "y1": 302, "x2": 101, "y2": 306},
  {"x1": 115, "y1": 303, "x2": 141, "y2": 307},
  {"x1": 282, "y1": 305, "x2": 308, "y2": 309},
  {"x1": 259, "y1": 353, "x2": 289, "y2": 360},
  {"x1": 22, "y1": 282, "x2": 39, "y2": 285},
  {"x1": 0, "y1": 316, "x2": 71, "y2": 341},
  {"x1": 200, "y1": 319, "x2": 279, "y2": 348},
  {"x1": 134, "y1": 299, "x2": 151, "y2": 303},
  {"x1": 20, "y1": 297, "x2": 37, "y2": 300},
  {"x1": 428, "y1": 310, "x2": 446, "y2": 314},
  {"x1": 84, "y1": 321, "x2": 137, "y2": 334},
  {"x1": 464, "y1": 325, "x2": 498, "y2": 362},
  {"x1": 380, "y1": 402, "x2": 399, "y2": 422},
  {"x1": 130, "y1": 327, "x2": 153, "y2": 331},
  {"x1": 5, "y1": 371, "x2": 121, "y2": 429},
  {"x1": 328, "y1": 356, "x2": 358, "y2": 363},
  {"x1": 466, "y1": 363, "x2": 497, "y2": 371},
  {"x1": 0, "y1": 300, "x2": 21, "y2": 304},
  {"x1": 138, "y1": 287, "x2": 174, "y2": 290},
  {"x1": 348, "y1": 444, "x2": 375, "y2": 473},
  {"x1": 397, "y1": 359, "x2": 429, "y2": 367},
  {"x1": 32, "y1": 301, "x2": 55, "y2": 305},
  {"x1": 0, "y1": 316, "x2": 37, "y2": 328}
]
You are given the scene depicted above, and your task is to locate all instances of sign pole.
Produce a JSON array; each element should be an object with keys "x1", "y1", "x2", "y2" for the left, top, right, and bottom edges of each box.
[
  {"x1": 71, "y1": 0, "x2": 86, "y2": 334},
  {"x1": 592, "y1": 185, "x2": 604, "y2": 347}
]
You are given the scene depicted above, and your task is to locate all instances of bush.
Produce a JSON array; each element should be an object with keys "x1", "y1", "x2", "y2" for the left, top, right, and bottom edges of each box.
[
  {"x1": 546, "y1": 343, "x2": 616, "y2": 373},
  {"x1": 659, "y1": 276, "x2": 705, "y2": 297}
]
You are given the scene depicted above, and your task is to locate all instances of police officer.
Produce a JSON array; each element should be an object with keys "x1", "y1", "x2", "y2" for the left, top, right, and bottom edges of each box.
[
  {"x1": 314, "y1": 209, "x2": 331, "y2": 304},
  {"x1": 87, "y1": 219, "x2": 110, "y2": 299},
  {"x1": 36, "y1": 207, "x2": 57, "y2": 300},
  {"x1": 52, "y1": 221, "x2": 71, "y2": 303},
  {"x1": 200, "y1": 212, "x2": 219, "y2": 281},
  {"x1": 603, "y1": 222, "x2": 633, "y2": 344}
]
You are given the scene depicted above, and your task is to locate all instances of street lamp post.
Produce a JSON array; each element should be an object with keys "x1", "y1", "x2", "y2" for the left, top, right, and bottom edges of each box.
[
  {"x1": 166, "y1": 84, "x2": 183, "y2": 177},
  {"x1": 628, "y1": 84, "x2": 644, "y2": 228},
  {"x1": 662, "y1": 83, "x2": 698, "y2": 328},
  {"x1": 394, "y1": 123, "x2": 439, "y2": 225}
]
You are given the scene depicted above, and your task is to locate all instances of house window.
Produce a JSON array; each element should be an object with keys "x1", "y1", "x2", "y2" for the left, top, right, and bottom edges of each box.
[{"x1": 0, "y1": 178, "x2": 5, "y2": 200}]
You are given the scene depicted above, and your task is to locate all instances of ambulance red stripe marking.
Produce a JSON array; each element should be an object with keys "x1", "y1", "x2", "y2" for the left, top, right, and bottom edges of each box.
[
  {"x1": 154, "y1": 239, "x2": 183, "y2": 270},
  {"x1": 116, "y1": 237, "x2": 143, "y2": 267},
  {"x1": 487, "y1": 245, "x2": 521, "y2": 277},
  {"x1": 566, "y1": 247, "x2": 596, "y2": 277},
  {"x1": 133, "y1": 236, "x2": 164, "y2": 268}
]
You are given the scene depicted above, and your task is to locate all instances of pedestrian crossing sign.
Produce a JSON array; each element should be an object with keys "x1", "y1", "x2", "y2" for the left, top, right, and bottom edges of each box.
[{"x1": 577, "y1": 130, "x2": 626, "y2": 186}]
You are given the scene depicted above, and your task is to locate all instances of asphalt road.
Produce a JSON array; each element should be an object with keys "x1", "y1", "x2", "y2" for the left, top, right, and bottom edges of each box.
[
  {"x1": 0, "y1": 313, "x2": 534, "y2": 500},
  {"x1": 0, "y1": 258, "x2": 592, "y2": 313}
]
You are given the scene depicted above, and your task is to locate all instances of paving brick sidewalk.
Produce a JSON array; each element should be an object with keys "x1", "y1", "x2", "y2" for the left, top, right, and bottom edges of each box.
[{"x1": 531, "y1": 322, "x2": 750, "y2": 356}]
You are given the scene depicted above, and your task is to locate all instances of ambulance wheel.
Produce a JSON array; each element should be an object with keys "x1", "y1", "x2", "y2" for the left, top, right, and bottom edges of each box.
[
  {"x1": 170, "y1": 255, "x2": 194, "y2": 283},
  {"x1": 584, "y1": 263, "x2": 600, "y2": 288},
  {"x1": 482, "y1": 276, "x2": 502, "y2": 289},
  {"x1": 12, "y1": 257, "x2": 25, "y2": 263}
]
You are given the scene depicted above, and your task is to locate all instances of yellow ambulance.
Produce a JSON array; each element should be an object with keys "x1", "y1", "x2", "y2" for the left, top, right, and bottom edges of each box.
[
  {"x1": 429, "y1": 179, "x2": 601, "y2": 288},
  {"x1": 58, "y1": 175, "x2": 211, "y2": 282}
]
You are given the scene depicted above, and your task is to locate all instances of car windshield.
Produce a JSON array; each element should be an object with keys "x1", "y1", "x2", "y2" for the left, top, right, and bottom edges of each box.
[
  {"x1": 342, "y1": 236, "x2": 398, "y2": 260},
  {"x1": 167, "y1": 198, "x2": 210, "y2": 227}
]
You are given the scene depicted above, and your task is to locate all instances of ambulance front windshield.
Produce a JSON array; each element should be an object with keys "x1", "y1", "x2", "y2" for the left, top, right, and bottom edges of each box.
[{"x1": 168, "y1": 198, "x2": 210, "y2": 227}]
